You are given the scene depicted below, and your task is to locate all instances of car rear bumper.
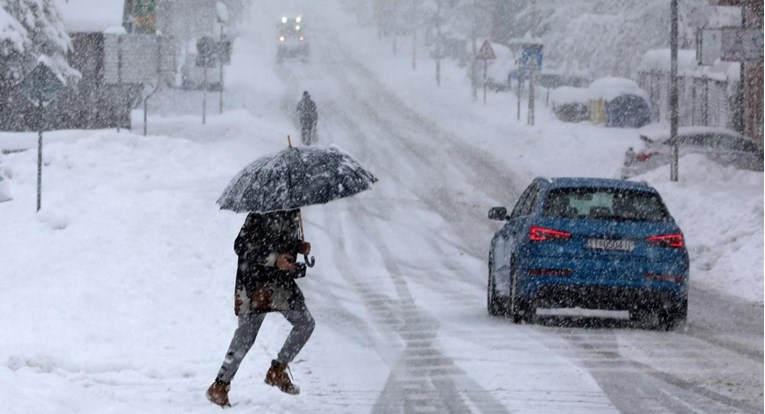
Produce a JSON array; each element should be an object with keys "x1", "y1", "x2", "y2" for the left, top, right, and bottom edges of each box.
[
  {"x1": 517, "y1": 257, "x2": 688, "y2": 310},
  {"x1": 529, "y1": 283, "x2": 685, "y2": 311}
]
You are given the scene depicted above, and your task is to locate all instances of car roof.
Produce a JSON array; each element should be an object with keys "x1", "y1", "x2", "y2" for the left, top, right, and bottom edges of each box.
[{"x1": 541, "y1": 177, "x2": 657, "y2": 193}]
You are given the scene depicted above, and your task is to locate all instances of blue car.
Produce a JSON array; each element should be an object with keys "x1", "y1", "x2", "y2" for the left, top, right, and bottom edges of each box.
[{"x1": 487, "y1": 177, "x2": 688, "y2": 329}]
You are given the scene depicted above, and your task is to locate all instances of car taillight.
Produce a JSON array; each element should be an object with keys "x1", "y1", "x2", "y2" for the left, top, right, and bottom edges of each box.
[
  {"x1": 636, "y1": 152, "x2": 657, "y2": 161},
  {"x1": 647, "y1": 233, "x2": 684, "y2": 248},
  {"x1": 530, "y1": 226, "x2": 571, "y2": 242},
  {"x1": 528, "y1": 268, "x2": 572, "y2": 276}
]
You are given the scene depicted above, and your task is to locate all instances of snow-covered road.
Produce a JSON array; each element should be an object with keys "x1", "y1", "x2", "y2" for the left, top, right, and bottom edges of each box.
[{"x1": 253, "y1": 4, "x2": 763, "y2": 411}]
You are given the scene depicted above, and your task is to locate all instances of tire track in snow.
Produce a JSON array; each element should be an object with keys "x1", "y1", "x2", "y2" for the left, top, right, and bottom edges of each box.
[
  {"x1": 323, "y1": 202, "x2": 510, "y2": 414},
  {"x1": 272, "y1": 23, "x2": 761, "y2": 414}
]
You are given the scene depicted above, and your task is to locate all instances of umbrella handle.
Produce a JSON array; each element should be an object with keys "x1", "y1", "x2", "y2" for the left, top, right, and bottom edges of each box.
[{"x1": 303, "y1": 254, "x2": 316, "y2": 267}]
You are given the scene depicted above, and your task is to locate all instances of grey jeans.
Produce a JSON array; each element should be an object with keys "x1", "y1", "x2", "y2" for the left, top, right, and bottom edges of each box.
[{"x1": 216, "y1": 303, "x2": 315, "y2": 383}]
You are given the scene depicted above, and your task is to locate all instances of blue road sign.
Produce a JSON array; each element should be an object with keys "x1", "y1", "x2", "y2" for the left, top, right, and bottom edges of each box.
[
  {"x1": 521, "y1": 44, "x2": 543, "y2": 71},
  {"x1": 18, "y1": 63, "x2": 66, "y2": 105}
]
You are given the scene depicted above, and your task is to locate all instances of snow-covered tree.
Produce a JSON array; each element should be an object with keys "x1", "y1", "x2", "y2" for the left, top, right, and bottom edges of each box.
[
  {"x1": 492, "y1": 0, "x2": 715, "y2": 79},
  {"x1": 0, "y1": 0, "x2": 76, "y2": 88}
]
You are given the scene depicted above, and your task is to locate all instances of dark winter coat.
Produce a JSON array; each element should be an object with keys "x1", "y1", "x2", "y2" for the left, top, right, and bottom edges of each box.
[
  {"x1": 233, "y1": 210, "x2": 306, "y2": 316},
  {"x1": 296, "y1": 96, "x2": 317, "y2": 123}
]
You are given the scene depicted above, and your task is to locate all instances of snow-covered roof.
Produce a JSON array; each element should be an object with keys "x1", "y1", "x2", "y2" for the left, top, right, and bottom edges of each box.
[
  {"x1": 588, "y1": 77, "x2": 648, "y2": 101},
  {"x1": 54, "y1": 0, "x2": 123, "y2": 33},
  {"x1": 550, "y1": 86, "x2": 589, "y2": 105},
  {"x1": 640, "y1": 48, "x2": 741, "y2": 82},
  {"x1": 638, "y1": 49, "x2": 699, "y2": 73}
]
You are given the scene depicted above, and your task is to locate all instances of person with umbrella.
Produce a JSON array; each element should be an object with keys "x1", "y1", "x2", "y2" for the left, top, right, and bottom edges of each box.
[
  {"x1": 206, "y1": 208, "x2": 313, "y2": 405},
  {"x1": 206, "y1": 142, "x2": 377, "y2": 406}
]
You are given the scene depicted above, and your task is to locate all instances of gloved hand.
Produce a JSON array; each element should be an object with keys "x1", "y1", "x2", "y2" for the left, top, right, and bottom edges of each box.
[
  {"x1": 276, "y1": 254, "x2": 297, "y2": 270},
  {"x1": 297, "y1": 242, "x2": 311, "y2": 255}
]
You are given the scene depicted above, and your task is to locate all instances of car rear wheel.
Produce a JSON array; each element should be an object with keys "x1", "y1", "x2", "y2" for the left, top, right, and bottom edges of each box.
[
  {"x1": 509, "y1": 266, "x2": 535, "y2": 324},
  {"x1": 487, "y1": 270, "x2": 508, "y2": 317},
  {"x1": 660, "y1": 299, "x2": 688, "y2": 330}
]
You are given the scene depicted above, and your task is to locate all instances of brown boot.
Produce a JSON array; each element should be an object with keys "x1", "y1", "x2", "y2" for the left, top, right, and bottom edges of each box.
[
  {"x1": 206, "y1": 379, "x2": 231, "y2": 407},
  {"x1": 264, "y1": 360, "x2": 300, "y2": 395}
]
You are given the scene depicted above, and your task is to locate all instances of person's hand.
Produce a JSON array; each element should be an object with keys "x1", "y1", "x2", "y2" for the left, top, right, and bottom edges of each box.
[
  {"x1": 297, "y1": 242, "x2": 311, "y2": 255},
  {"x1": 276, "y1": 254, "x2": 297, "y2": 270}
]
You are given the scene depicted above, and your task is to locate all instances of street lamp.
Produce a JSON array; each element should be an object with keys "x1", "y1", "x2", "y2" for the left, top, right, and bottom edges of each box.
[{"x1": 670, "y1": 0, "x2": 679, "y2": 181}]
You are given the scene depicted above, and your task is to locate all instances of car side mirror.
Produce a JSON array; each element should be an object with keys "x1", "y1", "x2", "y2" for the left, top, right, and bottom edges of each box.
[{"x1": 488, "y1": 207, "x2": 508, "y2": 221}]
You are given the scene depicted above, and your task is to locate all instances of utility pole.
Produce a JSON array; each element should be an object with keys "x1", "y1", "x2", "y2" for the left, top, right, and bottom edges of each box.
[
  {"x1": 37, "y1": 97, "x2": 43, "y2": 211},
  {"x1": 412, "y1": 0, "x2": 418, "y2": 70},
  {"x1": 470, "y1": 0, "x2": 478, "y2": 100},
  {"x1": 202, "y1": 65, "x2": 208, "y2": 125},
  {"x1": 219, "y1": 25, "x2": 224, "y2": 114},
  {"x1": 670, "y1": 0, "x2": 679, "y2": 181},
  {"x1": 218, "y1": 8, "x2": 229, "y2": 115},
  {"x1": 528, "y1": 73, "x2": 535, "y2": 125},
  {"x1": 435, "y1": 0, "x2": 441, "y2": 86}
]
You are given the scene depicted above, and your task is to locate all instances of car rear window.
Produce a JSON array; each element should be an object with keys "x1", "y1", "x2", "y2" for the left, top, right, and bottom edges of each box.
[{"x1": 543, "y1": 188, "x2": 670, "y2": 221}]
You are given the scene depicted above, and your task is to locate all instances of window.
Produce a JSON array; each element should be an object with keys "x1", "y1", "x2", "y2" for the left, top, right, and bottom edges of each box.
[
  {"x1": 542, "y1": 188, "x2": 670, "y2": 222},
  {"x1": 510, "y1": 183, "x2": 540, "y2": 218},
  {"x1": 668, "y1": 134, "x2": 704, "y2": 147},
  {"x1": 721, "y1": 135, "x2": 761, "y2": 153}
]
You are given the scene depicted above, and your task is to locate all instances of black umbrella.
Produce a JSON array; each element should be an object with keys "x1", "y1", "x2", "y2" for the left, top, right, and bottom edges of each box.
[{"x1": 217, "y1": 140, "x2": 378, "y2": 265}]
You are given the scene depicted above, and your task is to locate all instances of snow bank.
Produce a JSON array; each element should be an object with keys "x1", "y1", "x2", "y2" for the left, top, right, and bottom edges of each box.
[{"x1": 637, "y1": 155, "x2": 764, "y2": 303}]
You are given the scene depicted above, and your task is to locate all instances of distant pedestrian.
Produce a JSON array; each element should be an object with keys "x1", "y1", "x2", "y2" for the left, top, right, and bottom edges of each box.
[
  {"x1": 296, "y1": 91, "x2": 318, "y2": 145},
  {"x1": 206, "y1": 209, "x2": 314, "y2": 407}
]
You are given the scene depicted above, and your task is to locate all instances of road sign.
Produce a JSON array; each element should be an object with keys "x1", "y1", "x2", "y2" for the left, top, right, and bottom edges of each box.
[
  {"x1": 721, "y1": 28, "x2": 763, "y2": 62},
  {"x1": 476, "y1": 40, "x2": 496, "y2": 60},
  {"x1": 103, "y1": 34, "x2": 175, "y2": 85},
  {"x1": 521, "y1": 43, "x2": 543, "y2": 71},
  {"x1": 133, "y1": 0, "x2": 157, "y2": 33},
  {"x1": 196, "y1": 36, "x2": 219, "y2": 67},
  {"x1": 18, "y1": 63, "x2": 65, "y2": 105},
  {"x1": 18, "y1": 62, "x2": 67, "y2": 213}
]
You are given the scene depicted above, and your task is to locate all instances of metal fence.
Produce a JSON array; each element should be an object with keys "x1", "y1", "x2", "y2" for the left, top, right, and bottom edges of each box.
[{"x1": 638, "y1": 70, "x2": 742, "y2": 132}]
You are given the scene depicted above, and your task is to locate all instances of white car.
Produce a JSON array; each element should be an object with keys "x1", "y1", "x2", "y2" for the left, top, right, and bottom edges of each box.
[{"x1": 622, "y1": 126, "x2": 763, "y2": 178}]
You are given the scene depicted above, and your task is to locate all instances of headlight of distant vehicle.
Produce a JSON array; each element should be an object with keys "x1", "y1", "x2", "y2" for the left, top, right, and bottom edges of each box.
[
  {"x1": 296, "y1": 16, "x2": 302, "y2": 23},
  {"x1": 281, "y1": 16, "x2": 287, "y2": 23},
  {"x1": 279, "y1": 35, "x2": 285, "y2": 42}
]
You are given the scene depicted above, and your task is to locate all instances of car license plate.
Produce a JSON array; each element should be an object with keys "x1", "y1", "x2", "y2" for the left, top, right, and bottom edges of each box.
[{"x1": 587, "y1": 238, "x2": 634, "y2": 252}]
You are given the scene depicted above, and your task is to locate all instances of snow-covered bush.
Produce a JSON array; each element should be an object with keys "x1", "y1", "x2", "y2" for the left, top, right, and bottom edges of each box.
[{"x1": 551, "y1": 86, "x2": 590, "y2": 123}]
